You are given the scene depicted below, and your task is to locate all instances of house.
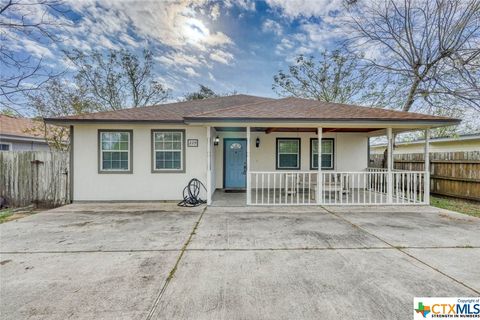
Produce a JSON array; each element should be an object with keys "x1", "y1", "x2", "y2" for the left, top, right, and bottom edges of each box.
[
  {"x1": 370, "y1": 133, "x2": 480, "y2": 154},
  {"x1": 44, "y1": 95, "x2": 459, "y2": 206},
  {"x1": 0, "y1": 115, "x2": 50, "y2": 151}
]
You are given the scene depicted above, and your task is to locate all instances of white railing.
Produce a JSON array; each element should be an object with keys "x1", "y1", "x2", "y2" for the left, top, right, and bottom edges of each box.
[
  {"x1": 249, "y1": 170, "x2": 426, "y2": 206},
  {"x1": 250, "y1": 171, "x2": 317, "y2": 205},
  {"x1": 392, "y1": 171, "x2": 426, "y2": 204}
]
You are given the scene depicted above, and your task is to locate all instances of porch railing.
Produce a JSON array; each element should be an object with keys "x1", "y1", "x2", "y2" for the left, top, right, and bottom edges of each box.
[{"x1": 249, "y1": 169, "x2": 426, "y2": 206}]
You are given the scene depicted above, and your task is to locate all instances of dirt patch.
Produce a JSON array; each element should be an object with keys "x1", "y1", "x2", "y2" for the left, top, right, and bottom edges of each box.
[{"x1": 438, "y1": 213, "x2": 475, "y2": 223}]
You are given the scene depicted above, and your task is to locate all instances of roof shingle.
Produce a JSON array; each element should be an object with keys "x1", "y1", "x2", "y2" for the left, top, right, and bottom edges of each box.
[
  {"x1": 186, "y1": 97, "x2": 456, "y2": 122},
  {"x1": 0, "y1": 115, "x2": 46, "y2": 139},
  {"x1": 44, "y1": 95, "x2": 459, "y2": 124},
  {"x1": 48, "y1": 95, "x2": 271, "y2": 122}
]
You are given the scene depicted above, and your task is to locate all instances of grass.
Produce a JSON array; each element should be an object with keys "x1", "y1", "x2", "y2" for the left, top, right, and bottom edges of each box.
[
  {"x1": 0, "y1": 209, "x2": 14, "y2": 223},
  {"x1": 0, "y1": 207, "x2": 40, "y2": 223},
  {"x1": 431, "y1": 195, "x2": 480, "y2": 218}
]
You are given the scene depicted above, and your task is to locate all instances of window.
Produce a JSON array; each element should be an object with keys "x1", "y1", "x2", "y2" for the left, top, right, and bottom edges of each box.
[
  {"x1": 0, "y1": 143, "x2": 11, "y2": 151},
  {"x1": 152, "y1": 130, "x2": 185, "y2": 172},
  {"x1": 98, "y1": 130, "x2": 132, "y2": 173},
  {"x1": 276, "y1": 138, "x2": 301, "y2": 170},
  {"x1": 310, "y1": 138, "x2": 334, "y2": 170}
]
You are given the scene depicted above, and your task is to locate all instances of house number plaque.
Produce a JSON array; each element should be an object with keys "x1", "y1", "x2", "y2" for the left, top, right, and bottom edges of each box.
[{"x1": 187, "y1": 139, "x2": 198, "y2": 147}]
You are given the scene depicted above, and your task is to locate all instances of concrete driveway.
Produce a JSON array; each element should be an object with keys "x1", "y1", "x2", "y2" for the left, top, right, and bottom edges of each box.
[{"x1": 1, "y1": 203, "x2": 479, "y2": 319}]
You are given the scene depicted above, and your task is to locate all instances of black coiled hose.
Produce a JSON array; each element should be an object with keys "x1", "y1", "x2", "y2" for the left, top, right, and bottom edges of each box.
[{"x1": 177, "y1": 178, "x2": 207, "y2": 207}]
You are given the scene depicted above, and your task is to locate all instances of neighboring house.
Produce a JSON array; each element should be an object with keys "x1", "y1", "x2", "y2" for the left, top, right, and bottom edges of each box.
[
  {"x1": 0, "y1": 115, "x2": 50, "y2": 151},
  {"x1": 370, "y1": 133, "x2": 480, "y2": 154},
  {"x1": 45, "y1": 95, "x2": 459, "y2": 206}
]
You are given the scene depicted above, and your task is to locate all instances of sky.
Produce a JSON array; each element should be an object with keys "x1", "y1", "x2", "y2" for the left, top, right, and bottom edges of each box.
[{"x1": 5, "y1": 0, "x2": 351, "y2": 102}]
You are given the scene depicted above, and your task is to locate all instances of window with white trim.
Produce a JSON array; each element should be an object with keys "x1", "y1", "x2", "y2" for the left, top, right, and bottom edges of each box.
[
  {"x1": 99, "y1": 131, "x2": 131, "y2": 172},
  {"x1": 311, "y1": 138, "x2": 334, "y2": 169},
  {"x1": 0, "y1": 143, "x2": 11, "y2": 151},
  {"x1": 153, "y1": 130, "x2": 184, "y2": 171},
  {"x1": 276, "y1": 138, "x2": 301, "y2": 170}
]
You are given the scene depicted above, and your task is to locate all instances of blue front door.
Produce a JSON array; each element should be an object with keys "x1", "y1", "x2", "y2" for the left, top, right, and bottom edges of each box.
[{"x1": 224, "y1": 139, "x2": 247, "y2": 189}]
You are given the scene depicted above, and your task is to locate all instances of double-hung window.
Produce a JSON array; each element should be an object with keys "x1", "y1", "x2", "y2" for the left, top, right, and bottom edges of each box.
[
  {"x1": 310, "y1": 138, "x2": 334, "y2": 170},
  {"x1": 276, "y1": 138, "x2": 301, "y2": 170},
  {"x1": 99, "y1": 130, "x2": 132, "y2": 173},
  {"x1": 152, "y1": 130, "x2": 185, "y2": 172}
]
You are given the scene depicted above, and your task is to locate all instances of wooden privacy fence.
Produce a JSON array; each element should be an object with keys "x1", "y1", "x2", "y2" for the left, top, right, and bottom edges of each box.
[
  {"x1": 370, "y1": 151, "x2": 480, "y2": 201},
  {"x1": 0, "y1": 151, "x2": 70, "y2": 207}
]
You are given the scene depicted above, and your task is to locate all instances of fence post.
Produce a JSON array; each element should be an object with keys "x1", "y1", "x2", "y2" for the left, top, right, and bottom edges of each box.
[{"x1": 30, "y1": 158, "x2": 44, "y2": 207}]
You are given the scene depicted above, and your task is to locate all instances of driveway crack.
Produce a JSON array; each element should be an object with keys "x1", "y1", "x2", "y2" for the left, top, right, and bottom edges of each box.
[
  {"x1": 321, "y1": 206, "x2": 480, "y2": 295},
  {"x1": 144, "y1": 206, "x2": 207, "y2": 320}
]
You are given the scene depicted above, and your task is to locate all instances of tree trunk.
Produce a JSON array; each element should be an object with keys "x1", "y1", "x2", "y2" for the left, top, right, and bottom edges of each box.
[{"x1": 402, "y1": 78, "x2": 421, "y2": 112}]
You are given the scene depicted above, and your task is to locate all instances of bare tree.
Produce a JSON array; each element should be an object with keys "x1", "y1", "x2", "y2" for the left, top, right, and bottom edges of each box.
[
  {"x1": 272, "y1": 51, "x2": 385, "y2": 105},
  {"x1": 0, "y1": 0, "x2": 68, "y2": 112},
  {"x1": 26, "y1": 49, "x2": 171, "y2": 149},
  {"x1": 347, "y1": 0, "x2": 480, "y2": 112},
  {"x1": 65, "y1": 49, "x2": 170, "y2": 110},
  {"x1": 26, "y1": 78, "x2": 97, "y2": 150}
]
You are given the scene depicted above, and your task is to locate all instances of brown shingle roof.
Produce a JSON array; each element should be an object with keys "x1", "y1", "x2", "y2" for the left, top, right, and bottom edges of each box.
[
  {"x1": 186, "y1": 97, "x2": 457, "y2": 122},
  {"x1": 44, "y1": 95, "x2": 459, "y2": 124},
  {"x1": 47, "y1": 95, "x2": 271, "y2": 122},
  {"x1": 0, "y1": 115, "x2": 46, "y2": 139}
]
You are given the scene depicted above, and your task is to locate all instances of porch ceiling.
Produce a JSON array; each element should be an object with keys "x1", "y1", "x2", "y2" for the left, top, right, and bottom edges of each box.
[
  {"x1": 214, "y1": 126, "x2": 403, "y2": 136},
  {"x1": 214, "y1": 127, "x2": 378, "y2": 132}
]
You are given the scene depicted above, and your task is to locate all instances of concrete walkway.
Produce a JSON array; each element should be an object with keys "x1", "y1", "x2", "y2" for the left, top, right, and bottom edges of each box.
[{"x1": 1, "y1": 203, "x2": 479, "y2": 319}]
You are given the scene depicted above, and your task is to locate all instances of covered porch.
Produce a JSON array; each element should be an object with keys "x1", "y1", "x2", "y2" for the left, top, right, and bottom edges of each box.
[{"x1": 205, "y1": 124, "x2": 431, "y2": 206}]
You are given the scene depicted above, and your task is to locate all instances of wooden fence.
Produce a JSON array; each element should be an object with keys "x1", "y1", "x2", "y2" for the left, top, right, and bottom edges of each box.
[
  {"x1": 370, "y1": 151, "x2": 480, "y2": 201},
  {"x1": 0, "y1": 151, "x2": 70, "y2": 207}
]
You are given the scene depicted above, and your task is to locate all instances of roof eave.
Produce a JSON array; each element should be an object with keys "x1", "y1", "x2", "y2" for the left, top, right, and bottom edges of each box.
[
  {"x1": 43, "y1": 118, "x2": 185, "y2": 126},
  {"x1": 0, "y1": 133, "x2": 48, "y2": 143},
  {"x1": 183, "y1": 117, "x2": 460, "y2": 125}
]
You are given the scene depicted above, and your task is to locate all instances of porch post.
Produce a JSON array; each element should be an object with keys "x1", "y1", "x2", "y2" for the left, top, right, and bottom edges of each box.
[
  {"x1": 424, "y1": 129, "x2": 430, "y2": 204},
  {"x1": 206, "y1": 126, "x2": 212, "y2": 205},
  {"x1": 246, "y1": 126, "x2": 251, "y2": 205},
  {"x1": 387, "y1": 128, "x2": 393, "y2": 204},
  {"x1": 317, "y1": 127, "x2": 322, "y2": 204}
]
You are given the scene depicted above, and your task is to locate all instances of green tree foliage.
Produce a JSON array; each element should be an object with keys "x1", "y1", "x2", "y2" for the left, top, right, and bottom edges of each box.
[
  {"x1": 273, "y1": 51, "x2": 384, "y2": 106},
  {"x1": 184, "y1": 85, "x2": 219, "y2": 101},
  {"x1": 26, "y1": 79, "x2": 96, "y2": 150}
]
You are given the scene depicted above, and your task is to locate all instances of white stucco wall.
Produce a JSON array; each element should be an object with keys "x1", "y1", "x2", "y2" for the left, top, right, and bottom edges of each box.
[
  {"x1": 214, "y1": 131, "x2": 368, "y2": 189},
  {"x1": 72, "y1": 124, "x2": 369, "y2": 200},
  {"x1": 73, "y1": 124, "x2": 208, "y2": 201}
]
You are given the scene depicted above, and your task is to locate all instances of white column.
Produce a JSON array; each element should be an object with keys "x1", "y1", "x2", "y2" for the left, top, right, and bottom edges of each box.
[
  {"x1": 206, "y1": 126, "x2": 212, "y2": 205},
  {"x1": 317, "y1": 128, "x2": 322, "y2": 204},
  {"x1": 424, "y1": 129, "x2": 430, "y2": 204},
  {"x1": 387, "y1": 128, "x2": 393, "y2": 204},
  {"x1": 246, "y1": 126, "x2": 251, "y2": 205}
]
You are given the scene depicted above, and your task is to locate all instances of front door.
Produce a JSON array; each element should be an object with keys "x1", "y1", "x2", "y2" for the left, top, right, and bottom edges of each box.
[{"x1": 224, "y1": 139, "x2": 247, "y2": 190}]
